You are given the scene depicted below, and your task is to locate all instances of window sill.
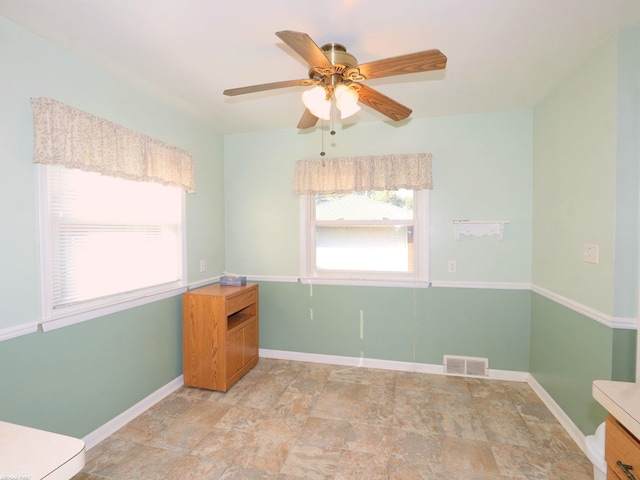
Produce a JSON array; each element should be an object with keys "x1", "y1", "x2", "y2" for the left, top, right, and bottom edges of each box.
[
  {"x1": 298, "y1": 277, "x2": 430, "y2": 288},
  {"x1": 40, "y1": 286, "x2": 187, "y2": 332}
]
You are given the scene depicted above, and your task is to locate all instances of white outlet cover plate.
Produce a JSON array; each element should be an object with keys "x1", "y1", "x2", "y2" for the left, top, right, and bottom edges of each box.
[{"x1": 584, "y1": 244, "x2": 599, "y2": 264}]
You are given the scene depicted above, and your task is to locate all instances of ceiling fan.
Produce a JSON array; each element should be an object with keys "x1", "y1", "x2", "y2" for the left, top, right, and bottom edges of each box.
[{"x1": 223, "y1": 30, "x2": 447, "y2": 129}]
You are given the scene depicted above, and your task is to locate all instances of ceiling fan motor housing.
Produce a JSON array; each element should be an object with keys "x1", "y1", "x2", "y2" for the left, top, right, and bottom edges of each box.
[
  {"x1": 320, "y1": 43, "x2": 357, "y2": 68},
  {"x1": 309, "y1": 43, "x2": 361, "y2": 89}
]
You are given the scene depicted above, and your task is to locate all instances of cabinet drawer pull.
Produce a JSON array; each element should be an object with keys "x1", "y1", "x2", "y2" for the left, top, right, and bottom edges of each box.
[{"x1": 617, "y1": 461, "x2": 637, "y2": 480}]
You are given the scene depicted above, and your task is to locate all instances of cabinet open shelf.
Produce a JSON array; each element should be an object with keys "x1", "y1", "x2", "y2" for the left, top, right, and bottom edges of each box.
[{"x1": 227, "y1": 310, "x2": 256, "y2": 335}]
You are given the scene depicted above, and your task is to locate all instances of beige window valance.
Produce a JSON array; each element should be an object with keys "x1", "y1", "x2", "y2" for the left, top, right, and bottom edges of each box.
[
  {"x1": 293, "y1": 153, "x2": 433, "y2": 195},
  {"x1": 31, "y1": 97, "x2": 195, "y2": 193}
]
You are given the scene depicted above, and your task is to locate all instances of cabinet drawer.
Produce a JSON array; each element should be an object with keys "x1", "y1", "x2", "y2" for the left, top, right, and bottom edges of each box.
[
  {"x1": 226, "y1": 288, "x2": 257, "y2": 315},
  {"x1": 606, "y1": 415, "x2": 640, "y2": 480}
]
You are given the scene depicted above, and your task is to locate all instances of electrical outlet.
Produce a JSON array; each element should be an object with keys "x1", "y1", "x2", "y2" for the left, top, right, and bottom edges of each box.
[
  {"x1": 448, "y1": 260, "x2": 457, "y2": 273},
  {"x1": 583, "y1": 244, "x2": 599, "y2": 264},
  {"x1": 199, "y1": 259, "x2": 206, "y2": 272}
]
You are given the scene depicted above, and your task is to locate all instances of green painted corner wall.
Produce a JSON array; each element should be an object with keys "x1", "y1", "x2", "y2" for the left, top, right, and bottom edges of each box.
[
  {"x1": 530, "y1": 294, "x2": 635, "y2": 434},
  {"x1": 258, "y1": 282, "x2": 531, "y2": 372},
  {"x1": 224, "y1": 109, "x2": 533, "y2": 283}
]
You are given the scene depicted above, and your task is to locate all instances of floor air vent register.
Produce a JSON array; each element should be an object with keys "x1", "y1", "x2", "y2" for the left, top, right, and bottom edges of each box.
[{"x1": 443, "y1": 355, "x2": 489, "y2": 377}]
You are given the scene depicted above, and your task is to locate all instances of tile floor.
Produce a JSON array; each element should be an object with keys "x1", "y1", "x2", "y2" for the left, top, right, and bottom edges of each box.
[{"x1": 73, "y1": 358, "x2": 594, "y2": 479}]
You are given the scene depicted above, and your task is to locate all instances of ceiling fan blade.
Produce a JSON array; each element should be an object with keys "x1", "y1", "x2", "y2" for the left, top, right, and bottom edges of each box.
[
  {"x1": 297, "y1": 109, "x2": 319, "y2": 129},
  {"x1": 357, "y1": 84, "x2": 412, "y2": 121},
  {"x1": 223, "y1": 79, "x2": 312, "y2": 96},
  {"x1": 275, "y1": 30, "x2": 332, "y2": 68},
  {"x1": 358, "y1": 49, "x2": 447, "y2": 80}
]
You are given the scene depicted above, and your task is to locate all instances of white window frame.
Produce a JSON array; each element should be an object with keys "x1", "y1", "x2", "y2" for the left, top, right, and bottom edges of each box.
[
  {"x1": 36, "y1": 165, "x2": 187, "y2": 331},
  {"x1": 300, "y1": 190, "x2": 429, "y2": 288}
]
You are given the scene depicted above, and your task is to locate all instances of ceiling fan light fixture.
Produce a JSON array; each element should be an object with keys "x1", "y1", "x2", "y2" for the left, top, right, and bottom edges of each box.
[
  {"x1": 335, "y1": 85, "x2": 360, "y2": 119},
  {"x1": 302, "y1": 86, "x2": 331, "y2": 120},
  {"x1": 338, "y1": 102, "x2": 361, "y2": 119}
]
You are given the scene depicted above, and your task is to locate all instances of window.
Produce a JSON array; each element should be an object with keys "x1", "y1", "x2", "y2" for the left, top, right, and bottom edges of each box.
[
  {"x1": 38, "y1": 165, "x2": 185, "y2": 325},
  {"x1": 301, "y1": 189, "x2": 429, "y2": 285},
  {"x1": 293, "y1": 153, "x2": 432, "y2": 286}
]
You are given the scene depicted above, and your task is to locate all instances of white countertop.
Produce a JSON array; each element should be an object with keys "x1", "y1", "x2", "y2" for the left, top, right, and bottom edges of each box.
[
  {"x1": 0, "y1": 421, "x2": 85, "y2": 480},
  {"x1": 593, "y1": 380, "x2": 640, "y2": 440}
]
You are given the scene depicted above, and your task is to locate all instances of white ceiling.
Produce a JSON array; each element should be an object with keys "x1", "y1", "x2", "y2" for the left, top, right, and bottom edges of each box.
[{"x1": 2, "y1": 0, "x2": 639, "y2": 134}]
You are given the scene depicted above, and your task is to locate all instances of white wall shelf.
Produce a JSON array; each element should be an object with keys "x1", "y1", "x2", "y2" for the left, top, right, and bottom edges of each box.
[{"x1": 453, "y1": 220, "x2": 509, "y2": 240}]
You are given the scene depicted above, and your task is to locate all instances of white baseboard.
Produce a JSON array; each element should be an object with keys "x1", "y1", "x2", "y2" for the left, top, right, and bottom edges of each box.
[
  {"x1": 83, "y1": 375, "x2": 184, "y2": 450},
  {"x1": 259, "y1": 349, "x2": 529, "y2": 382},
  {"x1": 526, "y1": 373, "x2": 587, "y2": 453}
]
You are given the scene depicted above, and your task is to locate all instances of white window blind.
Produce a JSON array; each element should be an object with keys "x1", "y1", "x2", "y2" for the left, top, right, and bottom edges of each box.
[{"x1": 42, "y1": 165, "x2": 184, "y2": 314}]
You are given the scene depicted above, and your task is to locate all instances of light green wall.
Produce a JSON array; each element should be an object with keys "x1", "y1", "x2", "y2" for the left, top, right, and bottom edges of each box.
[
  {"x1": 614, "y1": 27, "x2": 640, "y2": 318},
  {"x1": 532, "y1": 35, "x2": 618, "y2": 314},
  {"x1": 531, "y1": 28, "x2": 639, "y2": 435},
  {"x1": 225, "y1": 110, "x2": 533, "y2": 283},
  {"x1": 0, "y1": 18, "x2": 224, "y2": 437},
  {"x1": 0, "y1": 17, "x2": 225, "y2": 333}
]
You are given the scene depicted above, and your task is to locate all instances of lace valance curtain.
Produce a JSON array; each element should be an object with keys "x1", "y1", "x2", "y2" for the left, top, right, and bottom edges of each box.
[
  {"x1": 293, "y1": 153, "x2": 433, "y2": 194},
  {"x1": 31, "y1": 97, "x2": 195, "y2": 192}
]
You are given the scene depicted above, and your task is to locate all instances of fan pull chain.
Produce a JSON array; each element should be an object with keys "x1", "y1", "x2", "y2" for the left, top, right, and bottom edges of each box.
[
  {"x1": 321, "y1": 97, "x2": 339, "y2": 156},
  {"x1": 320, "y1": 117, "x2": 325, "y2": 156},
  {"x1": 330, "y1": 108, "x2": 336, "y2": 136},
  {"x1": 330, "y1": 95, "x2": 338, "y2": 136}
]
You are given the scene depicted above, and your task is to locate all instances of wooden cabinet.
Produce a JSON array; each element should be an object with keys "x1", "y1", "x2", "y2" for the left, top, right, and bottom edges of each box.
[
  {"x1": 182, "y1": 283, "x2": 259, "y2": 391},
  {"x1": 606, "y1": 414, "x2": 640, "y2": 480}
]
